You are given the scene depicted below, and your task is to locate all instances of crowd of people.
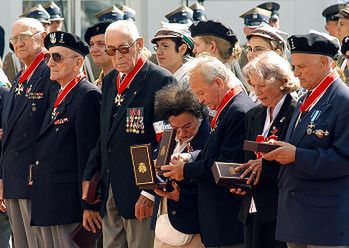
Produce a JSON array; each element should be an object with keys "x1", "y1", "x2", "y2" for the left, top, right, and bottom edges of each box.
[{"x1": 0, "y1": 1, "x2": 349, "y2": 248}]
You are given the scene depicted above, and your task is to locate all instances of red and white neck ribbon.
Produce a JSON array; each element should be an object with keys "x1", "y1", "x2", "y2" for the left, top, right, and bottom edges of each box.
[
  {"x1": 300, "y1": 70, "x2": 338, "y2": 113},
  {"x1": 19, "y1": 51, "x2": 46, "y2": 84},
  {"x1": 53, "y1": 72, "x2": 85, "y2": 109},
  {"x1": 116, "y1": 55, "x2": 146, "y2": 95},
  {"x1": 210, "y1": 86, "x2": 242, "y2": 129}
]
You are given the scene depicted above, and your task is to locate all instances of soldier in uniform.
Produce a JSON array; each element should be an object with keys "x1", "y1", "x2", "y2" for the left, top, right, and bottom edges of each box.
[
  {"x1": 335, "y1": 6, "x2": 349, "y2": 84},
  {"x1": 30, "y1": 31, "x2": 101, "y2": 248},
  {"x1": 257, "y1": 2, "x2": 281, "y2": 29},
  {"x1": 0, "y1": 18, "x2": 57, "y2": 248},
  {"x1": 82, "y1": 20, "x2": 176, "y2": 248},
  {"x1": 43, "y1": 1, "x2": 65, "y2": 32},
  {"x1": 84, "y1": 6, "x2": 124, "y2": 84},
  {"x1": 189, "y1": 2, "x2": 207, "y2": 21},
  {"x1": 322, "y1": 3, "x2": 344, "y2": 38},
  {"x1": 20, "y1": 4, "x2": 51, "y2": 31},
  {"x1": 165, "y1": 5, "x2": 194, "y2": 24},
  {"x1": 85, "y1": 21, "x2": 114, "y2": 90},
  {"x1": 238, "y1": 7, "x2": 272, "y2": 70},
  {"x1": 264, "y1": 31, "x2": 349, "y2": 248},
  {"x1": 118, "y1": 5, "x2": 136, "y2": 21}
]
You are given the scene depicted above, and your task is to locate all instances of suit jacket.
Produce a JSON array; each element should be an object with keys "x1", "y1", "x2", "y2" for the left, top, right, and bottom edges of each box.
[
  {"x1": 0, "y1": 86, "x2": 9, "y2": 153},
  {"x1": 240, "y1": 94, "x2": 296, "y2": 224},
  {"x1": 152, "y1": 120, "x2": 210, "y2": 234},
  {"x1": 276, "y1": 79, "x2": 349, "y2": 245},
  {"x1": 0, "y1": 60, "x2": 58, "y2": 199},
  {"x1": 30, "y1": 78, "x2": 101, "y2": 226},
  {"x1": 183, "y1": 92, "x2": 255, "y2": 247},
  {"x1": 84, "y1": 60, "x2": 177, "y2": 219}
]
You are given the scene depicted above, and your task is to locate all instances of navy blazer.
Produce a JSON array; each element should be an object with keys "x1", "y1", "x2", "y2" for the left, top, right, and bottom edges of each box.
[
  {"x1": 240, "y1": 94, "x2": 296, "y2": 224},
  {"x1": 276, "y1": 79, "x2": 349, "y2": 245},
  {"x1": 152, "y1": 120, "x2": 210, "y2": 234},
  {"x1": 183, "y1": 92, "x2": 255, "y2": 247},
  {"x1": 84, "y1": 61, "x2": 177, "y2": 219},
  {"x1": 0, "y1": 60, "x2": 58, "y2": 199},
  {"x1": 30, "y1": 78, "x2": 101, "y2": 226}
]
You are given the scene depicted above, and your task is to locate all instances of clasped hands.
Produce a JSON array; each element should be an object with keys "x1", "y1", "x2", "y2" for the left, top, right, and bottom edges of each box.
[{"x1": 161, "y1": 153, "x2": 190, "y2": 181}]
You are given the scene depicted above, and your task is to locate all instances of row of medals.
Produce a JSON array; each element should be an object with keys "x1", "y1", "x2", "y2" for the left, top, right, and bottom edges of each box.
[{"x1": 126, "y1": 116, "x2": 144, "y2": 134}]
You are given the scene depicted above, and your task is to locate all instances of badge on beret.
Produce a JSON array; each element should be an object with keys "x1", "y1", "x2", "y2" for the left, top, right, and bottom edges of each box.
[
  {"x1": 50, "y1": 33, "x2": 56, "y2": 44},
  {"x1": 59, "y1": 33, "x2": 64, "y2": 44}
]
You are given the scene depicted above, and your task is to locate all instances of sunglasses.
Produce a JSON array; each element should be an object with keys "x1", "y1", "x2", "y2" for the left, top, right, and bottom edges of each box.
[
  {"x1": 45, "y1": 53, "x2": 78, "y2": 63},
  {"x1": 105, "y1": 39, "x2": 138, "y2": 56},
  {"x1": 9, "y1": 31, "x2": 40, "y2": 45}
]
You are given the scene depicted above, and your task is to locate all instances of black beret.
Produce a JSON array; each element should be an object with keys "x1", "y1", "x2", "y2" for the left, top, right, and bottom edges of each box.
[
  {"x1": 84, "y1": 21, "x2": 113, "y2": 44},
  {"x1": 189, "y1": 20, "x2": 238, "y2": 45},
  {"x1": 44, "y1": 31, "x2": 89, "y2": 57},
  {"x1": 342, "y1": 36, "x2": 349, "y2": 55},
  {"x1": 288, "y1": 32, "x2": 339, "y2": 58}
]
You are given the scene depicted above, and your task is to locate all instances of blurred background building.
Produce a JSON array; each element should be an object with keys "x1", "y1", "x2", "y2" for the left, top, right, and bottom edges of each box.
[{"x1": 0, "y1": 0, "x2": 347, "y2": 56}]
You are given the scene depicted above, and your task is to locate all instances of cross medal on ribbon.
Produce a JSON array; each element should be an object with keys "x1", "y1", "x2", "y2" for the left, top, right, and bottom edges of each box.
[
  {"x1": 15, "y1": 51, "x2": 46, "y2": 96},
  {"x1": 114, "y1": 56, "x2": 146, "y2": 106}
]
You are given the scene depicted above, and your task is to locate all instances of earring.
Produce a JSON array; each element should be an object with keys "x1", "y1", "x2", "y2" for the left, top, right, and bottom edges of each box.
[{"x1": 280, "y1": 86, "x2": 285, "y2": 91}]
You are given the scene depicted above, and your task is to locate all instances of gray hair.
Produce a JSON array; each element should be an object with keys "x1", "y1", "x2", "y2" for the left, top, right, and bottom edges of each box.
[
  {"x1": 14, "y1": 18, "x2": 45, "y2": 33},
  {"x1": 187, "y1": 53, "x2": 236, "y2": 87},
  {"x1": 105, "y1": 20, "x2": 140, "y2": 41},
  {"x1": 243, "y1": 51, "x2": 299, "y2": 93}
]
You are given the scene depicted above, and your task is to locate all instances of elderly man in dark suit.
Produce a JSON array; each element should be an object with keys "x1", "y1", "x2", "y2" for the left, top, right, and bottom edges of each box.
[
  {"x1": 264, "y1": 32, "x2": 349, "y2": 247},
  {"x1": 162, "y1": 53, "x2": 255, "y2": 248},
  {"x1": 29, "y1": 31, "x2": 101, "y2": 248},
  {"x1": 82, "y1": 20, "x2": 176, "y2": 248},
  {"x1": 0, "y1": 18, "x2": 57, "y2": 248}
]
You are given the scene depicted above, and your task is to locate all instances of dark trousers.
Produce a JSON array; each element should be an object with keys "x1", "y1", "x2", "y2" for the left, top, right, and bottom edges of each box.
[{"x1": 244, "y1": 213, "x2": 286, "y2": 248}]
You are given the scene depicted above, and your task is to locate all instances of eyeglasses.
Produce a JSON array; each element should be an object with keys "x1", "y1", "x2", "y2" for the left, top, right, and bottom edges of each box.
[
  {"x1": 153, "y1": 44, "x2": 174, "y2": 52},
  {"x1": 45, "y1": 53, "x2": 78, "y2": 63},
  {"x1": 105, "y1": 39, "x2": 138, "y2": 56},
  {"x1": 245, "y1": 46, "x2": 271, "y2": 53},
  {"x1": 9, "y1": 31, "x2": 40, "y2": 45}
]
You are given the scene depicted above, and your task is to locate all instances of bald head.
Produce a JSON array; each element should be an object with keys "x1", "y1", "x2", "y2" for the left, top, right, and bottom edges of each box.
[
  {"x1": 105, "y1": 20, "x2": 140, "y2": 41},
  {"x1": 13, "y1": 17, "x2": 45, "y2": 33},
  {"x1": 11, "y1": 17, "x2": 47, "y2": 65}
]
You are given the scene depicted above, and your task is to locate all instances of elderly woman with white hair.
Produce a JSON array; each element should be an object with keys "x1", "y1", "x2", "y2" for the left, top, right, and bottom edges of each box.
[{"x1": 230, "y1": 51, "x2": 299, "y2": 248}]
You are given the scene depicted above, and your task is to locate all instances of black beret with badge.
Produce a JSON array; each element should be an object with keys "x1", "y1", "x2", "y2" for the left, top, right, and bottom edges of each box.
[
  {"x1": 189, "y1": 20, "x2": 238, "y2": 45},
  {"x1": 44, "y1": 31, "x2": 89, "y2": 57},
  {"x1": 288, "y1": 31, "x2": 339, "y2": 58},
  {"x1": 84, "y1": 20, "x2": 113, "y2": 44}
]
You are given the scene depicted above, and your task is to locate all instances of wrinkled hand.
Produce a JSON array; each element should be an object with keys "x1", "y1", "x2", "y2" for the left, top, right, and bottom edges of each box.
[
  {"x1": 135, "y1": 195, "x2": 154, "y2": 221},
  {"x1": 83, "y1": 210, "x2": 102, "y2": 233},
  {"x1": 154, "y1": 181, "x2": 180, "y2": 201},
  {"x1": 230, "y1": 187, "x2": 247, "y2": 196},
  {"x1": 263, "y1": 141, "x2": 296, "y2": 164},
  {"x1": 0, "y1": 180, "x2": 6, "y2": 212},
  {"x1": 236, "y1": 158, "x2": 262, "y2": 185},
  {"x1": 162, "y1": 159, "x2": 185, "y2": 181},
  {"x1": 171, "y1": 153, "x2": 191, "y2": 164}
]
